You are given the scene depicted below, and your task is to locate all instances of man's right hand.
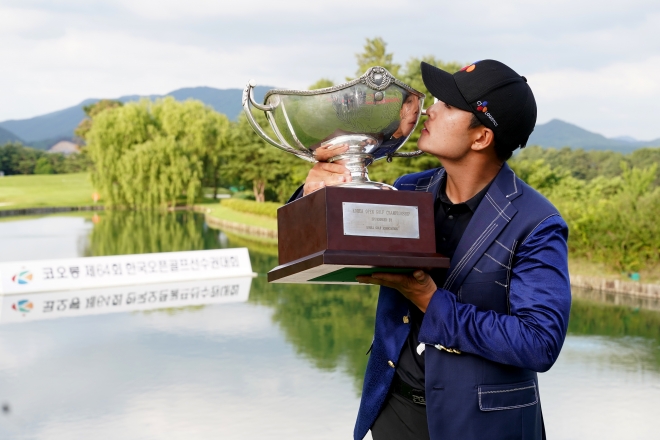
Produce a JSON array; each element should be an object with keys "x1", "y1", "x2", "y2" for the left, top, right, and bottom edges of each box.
[
  {"x1": 303, "y1": 162, "x2": 352, "y2": 196},
  {"x1": 303, "y1": 144, "x2": 352, "y2": 196}
]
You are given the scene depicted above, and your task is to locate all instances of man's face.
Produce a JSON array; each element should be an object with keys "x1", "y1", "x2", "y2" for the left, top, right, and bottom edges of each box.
[
  {"x1": 398, "y1": 95, "x2": 420, "y2": 137},
  {"x1": 418, "y1": 99, "x2": 476, "y2": 161}
]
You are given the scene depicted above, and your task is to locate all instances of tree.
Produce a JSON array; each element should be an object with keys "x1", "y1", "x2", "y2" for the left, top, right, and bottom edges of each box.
[
  {"x1": 85, "y1": 97, "x2": 231, "y2": 208},
  {"x1": 0, "y1": 142, "x2": 44, "y2": 175},
  {"x1": 222, "y1": 112, "x2": 307, "y2": 202},
  {"x1": 309, "y1": 79, "x2": 334, "y2": 90},
  {"x1": 34, "y1": 156, "x2": 54, "y2": 174},
  {"x1": 75, "y1": 100, "x2": 124, "y2": 141},
  {"x1": 352, "y1": 37, "x2": 400, "y2": 79}
]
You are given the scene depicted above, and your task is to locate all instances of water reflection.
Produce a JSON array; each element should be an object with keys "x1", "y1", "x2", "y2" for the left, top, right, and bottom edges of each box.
[
  {"x1": 0, "y1": 213, "x2": 659, "y2": 439},
  {"x1": 0, "y1": 215, "x2": 92, "y2": 263},
  {"x1": 0, "y1": 277, "x2": 252, "y2": 325},
  {"x1": 86, "y1": 211, "x2": 223, "y2": 256}
]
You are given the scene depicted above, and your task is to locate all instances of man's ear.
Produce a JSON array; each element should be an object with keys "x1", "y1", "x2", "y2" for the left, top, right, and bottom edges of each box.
[{"x1": 471, "y1": 127, "x2": 495, "y2": 152}]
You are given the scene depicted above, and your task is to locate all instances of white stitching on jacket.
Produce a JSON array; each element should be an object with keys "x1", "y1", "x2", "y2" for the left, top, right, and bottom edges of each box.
[
  {"x1": 484, "y1": 252, "x2": 511, "y2": 269},
  {"x1": 485, "y1": 193, "x2": 512, "y2": 221},
  {"x1": 444, "y1": 223, "x2": 496, "y2": 288},
  {"x1": 479, "y1": 385, "x2": 536, "y2": 394},
  {"x1": 478, "y1": 383, "x2": 538, "y2": 411},
  {"x1": 521, "y1": 214, "x2": 560, "y2": 246},
  {"x1": 495, "y1": 240, "x2": 513, "y2": 253},
  {"x1": 505, "y1": 240, "x2": 517, "y2": 315},
  {"x1": 506, "y1": 172, "x2": 518, "y2": 198},
  {"x1": 444, "y1": 222, "x2": 498, "y2": 290}
]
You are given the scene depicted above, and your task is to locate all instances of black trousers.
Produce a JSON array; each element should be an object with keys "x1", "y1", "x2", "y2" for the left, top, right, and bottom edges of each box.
[{"x1": 371, "y1": 393, "x2": 430, "y2": 440}]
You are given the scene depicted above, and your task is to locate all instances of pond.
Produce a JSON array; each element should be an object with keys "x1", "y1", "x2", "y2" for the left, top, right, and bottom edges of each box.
[{"x1": 0, "y1": 212, "x2": 658, "y2": 439}]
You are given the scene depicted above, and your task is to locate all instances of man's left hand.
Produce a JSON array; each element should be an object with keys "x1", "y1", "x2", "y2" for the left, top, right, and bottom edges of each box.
[{"x1": 356, "y1": 270, "x2": 437, "y2": 313}]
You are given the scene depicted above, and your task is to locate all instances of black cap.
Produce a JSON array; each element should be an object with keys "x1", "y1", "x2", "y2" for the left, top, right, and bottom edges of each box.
[{"x1": 421, "y1": 60, "x2": 537, "y2": 152}]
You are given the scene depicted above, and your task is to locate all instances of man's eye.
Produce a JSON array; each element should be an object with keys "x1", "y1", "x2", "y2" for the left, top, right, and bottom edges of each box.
[{"x1": 444, "y1": 103, "x2": 451, "y2": 109}]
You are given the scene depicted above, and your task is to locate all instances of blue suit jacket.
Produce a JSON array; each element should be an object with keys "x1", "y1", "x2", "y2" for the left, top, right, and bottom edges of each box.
[{"x1": 354, "y1": 164, "x2": 571, "y2": 440}]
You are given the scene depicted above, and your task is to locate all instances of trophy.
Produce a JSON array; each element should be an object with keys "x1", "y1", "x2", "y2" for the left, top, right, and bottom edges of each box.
[{"x1": 243, "y1": 67, "x2": 449, "y2": 283}]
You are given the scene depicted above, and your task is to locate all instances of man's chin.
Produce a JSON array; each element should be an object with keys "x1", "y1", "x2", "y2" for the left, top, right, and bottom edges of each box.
[{"x1": 417, "y1": 140, "x2": 430, "y2": 154}]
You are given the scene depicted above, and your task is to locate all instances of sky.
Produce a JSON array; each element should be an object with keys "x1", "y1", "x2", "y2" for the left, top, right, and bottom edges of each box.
[{"x1": 1, "y1": 0, "x2": 659, "y2": 140}]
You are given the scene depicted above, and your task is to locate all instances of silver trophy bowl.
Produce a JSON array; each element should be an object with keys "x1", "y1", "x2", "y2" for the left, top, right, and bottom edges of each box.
[{"x1": 242, "y1": 67, "x2": 426, "y2": 189}]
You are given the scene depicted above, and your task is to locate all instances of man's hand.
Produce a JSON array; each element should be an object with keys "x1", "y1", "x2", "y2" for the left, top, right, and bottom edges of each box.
[
  {"x1": 303, "y1": 144, "x2": 351, "y2": 196},
  {"x1": 356, "y1": 270, "x2": 437, "y2": 313},
  {"x1": 313, "y1": 143, "x2": 349, "y2": 161}
]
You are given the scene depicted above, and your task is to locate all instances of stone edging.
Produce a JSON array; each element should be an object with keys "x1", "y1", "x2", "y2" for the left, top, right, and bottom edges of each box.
[
  {"x1": 570, "y1": 274, "x2": 660, "y2": 299},
  {"x1": 196, "y1": 207, "x2": 277, "y2": 239},
  {"x1": 0, "y1": 205, "x2": 104, "y2": 217}
]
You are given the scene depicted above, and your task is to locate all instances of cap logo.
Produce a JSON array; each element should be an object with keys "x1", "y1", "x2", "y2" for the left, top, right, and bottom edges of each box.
[
  {"x1": 460, "y1": 61, "x2": 480, "y2": 72},
  {"x1": 476, "y1": 100, "x2": 498, "y2": 127}
]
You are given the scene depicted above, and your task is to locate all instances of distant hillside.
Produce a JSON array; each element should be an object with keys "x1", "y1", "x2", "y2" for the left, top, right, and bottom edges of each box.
[
  {"x1": 528, "y1": 119, "x2": 660, "y2": 153},
  {"x1": 0, "y1": 126, "x2": 22, "y2": 144},
  {"x1": 5, "y1": 94, "x2": 660, "y2": 153},
  {"x1": 0, "y1": 86, "x2": 271, "y2": 148}
]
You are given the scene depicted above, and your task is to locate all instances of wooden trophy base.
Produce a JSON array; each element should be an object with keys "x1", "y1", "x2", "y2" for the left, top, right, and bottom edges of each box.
[{"x1": 268, "y1": 186, "x2": 449, "y2": 284}]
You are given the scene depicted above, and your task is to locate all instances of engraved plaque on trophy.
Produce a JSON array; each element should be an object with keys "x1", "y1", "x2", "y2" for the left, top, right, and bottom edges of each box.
[{"x1": 242, "y1": 67, "x2": 449, "y2": 284}]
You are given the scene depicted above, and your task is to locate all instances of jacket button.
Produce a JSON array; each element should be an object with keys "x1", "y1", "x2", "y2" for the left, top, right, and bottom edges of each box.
[
  {"x1": 403, "y1": 316, "x2": 409, "y2": 324},
  {"x1": 387, "y1": 360, "x2": 395, "y2": 368}
]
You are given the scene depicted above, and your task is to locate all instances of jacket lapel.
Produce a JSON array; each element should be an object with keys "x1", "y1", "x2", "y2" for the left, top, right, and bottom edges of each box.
[{"x1": 441, "y1": 164, "x2": 519, "y2": 293}]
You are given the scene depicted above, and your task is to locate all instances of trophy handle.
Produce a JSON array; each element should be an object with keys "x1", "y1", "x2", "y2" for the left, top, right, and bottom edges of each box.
[
  {"x1": 242, "y1": 81, "x2": 314, "y2": 161},
  {"x1": 386, "y1": 150, "x2": 425, "y2": 162}
]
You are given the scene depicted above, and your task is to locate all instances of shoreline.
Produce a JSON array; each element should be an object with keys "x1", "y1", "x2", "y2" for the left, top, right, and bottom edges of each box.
[
  {"x1": 0, "y1": 205, "x2": 104, "y2": 217},
  {"x1": 2, "y1": 205, "x2": 657, "y2": 300},
  {"x1": 570, "y1": 274, "x2": 659, "y2": 300}
]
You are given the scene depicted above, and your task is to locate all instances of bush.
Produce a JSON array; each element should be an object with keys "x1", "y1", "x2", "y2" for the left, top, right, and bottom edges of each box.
[
  {"x1": 221, "y1": 198, "x2": 280, "y2": 218},
  {"x1": 34, "y1": 157, "x2": 54, "y2": 174},
  {"x1": 0, "y1": 142, "x2": 92, "y2": 175},
  {"x1": 514, "y1": 158, "x2": 660, "y2": 273}
]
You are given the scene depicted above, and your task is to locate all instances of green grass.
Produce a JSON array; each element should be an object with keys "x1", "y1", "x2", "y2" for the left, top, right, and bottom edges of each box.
[
  {"x1": 221, "y1": 198, "x2": 279, "y2": 218},
  {"x1": 200, "y1": 202, "x2": 277, "y2": 231},
  {"x1": 0, "y1": 173, "x2": 95, "y2": 211}
]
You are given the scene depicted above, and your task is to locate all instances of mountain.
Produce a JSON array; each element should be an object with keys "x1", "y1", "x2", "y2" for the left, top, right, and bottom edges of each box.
[
  {"x1": 0, "y1": 86, "x2": 271, "y2": 148},
  {"x1": 528, "y1": 119, "x2": 660, "y2": 153},
  {"x1": 611, "y1": 135, "x2": 638, "y2": 143},
  {"x1": 4, "y1": 93, "x2": 660, "y2": 153},
  {"x1": 0, "y1": 126, "x2": 22, "y2": 144}
]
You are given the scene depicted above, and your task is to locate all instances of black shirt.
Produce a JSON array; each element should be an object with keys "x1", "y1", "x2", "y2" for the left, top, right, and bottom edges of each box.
[{"x1": 395, "y1": 177, "x2": 493, "y2": 390}]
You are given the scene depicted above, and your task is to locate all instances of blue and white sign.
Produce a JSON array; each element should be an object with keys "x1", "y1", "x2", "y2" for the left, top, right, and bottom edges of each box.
[
  {"x1": 0, "y1": 248, "x2": 253, "y2": 295},
  {"x1": 0, "y1": 276, "x2": 253, "y2": 325}
]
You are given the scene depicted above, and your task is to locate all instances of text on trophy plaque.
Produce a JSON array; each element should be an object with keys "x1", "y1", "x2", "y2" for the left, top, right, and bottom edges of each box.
[{"x1": 342, "y1": 202, "x2": 420, "y2": 239}]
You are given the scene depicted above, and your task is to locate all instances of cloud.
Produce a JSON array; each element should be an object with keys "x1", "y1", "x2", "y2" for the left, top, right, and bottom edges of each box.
[
  {"x1": 0, "y1": 0, "x2": 659, "y2": 139},
  {"x1": 113, "y1": 0, "x2": 393, "y2": 20},
  {"x1": 529, "y1": 56, "x2": 660, "y2": 139}
]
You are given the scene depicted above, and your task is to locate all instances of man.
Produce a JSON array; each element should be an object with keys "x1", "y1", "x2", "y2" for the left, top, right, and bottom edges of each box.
[{"x1": 302, "y1": 60, "x2": 571, "y2": 440}]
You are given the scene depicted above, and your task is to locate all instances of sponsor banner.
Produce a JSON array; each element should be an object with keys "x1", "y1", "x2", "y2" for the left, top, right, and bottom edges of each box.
[
  {"x1": 0, "y1": 248, "x2": 253, "y2": 295},
  {"x1": 0, "y1": 276, "x2": 253, "y2": 325}
]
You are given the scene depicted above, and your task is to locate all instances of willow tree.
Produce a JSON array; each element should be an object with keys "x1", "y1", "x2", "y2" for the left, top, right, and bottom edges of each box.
[{"x1": 85, "y1": 97, "x2": 230, "y2": 208}]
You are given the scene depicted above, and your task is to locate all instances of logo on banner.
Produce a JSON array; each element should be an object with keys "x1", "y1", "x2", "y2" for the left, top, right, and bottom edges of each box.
[
  {"x1": 11, "y1": 270, "x2": 33, "y2": 285},
  {"x1": 12, "y1": 299, "x2": 34, "y2": 314}
]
